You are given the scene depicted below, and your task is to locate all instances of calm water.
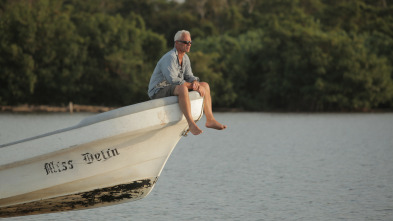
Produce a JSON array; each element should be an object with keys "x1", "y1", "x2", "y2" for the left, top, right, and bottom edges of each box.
[{"x1": 1, "y1": 112, "x2": 393, "y2": 221}]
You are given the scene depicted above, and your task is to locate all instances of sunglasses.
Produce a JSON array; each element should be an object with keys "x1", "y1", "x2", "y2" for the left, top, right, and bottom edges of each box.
[{"x1": 177, "y1": 40, "x2": 192, "y2": 45}]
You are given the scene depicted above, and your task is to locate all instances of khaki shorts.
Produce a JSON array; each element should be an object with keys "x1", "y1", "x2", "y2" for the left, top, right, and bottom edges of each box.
[{"x1": 151, "y1": 85, "x2": 177, "y2": 99}]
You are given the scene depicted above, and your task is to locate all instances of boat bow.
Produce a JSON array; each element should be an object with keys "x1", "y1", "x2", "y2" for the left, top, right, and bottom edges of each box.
[{"x1": 0, "y1": 92, "x2": 203, "y2": 217}]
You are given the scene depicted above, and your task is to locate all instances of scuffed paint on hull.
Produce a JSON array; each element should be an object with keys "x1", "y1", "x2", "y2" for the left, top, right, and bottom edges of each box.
[{"x1": 0, "y1": 178, "x2": 157, "y2": 218}]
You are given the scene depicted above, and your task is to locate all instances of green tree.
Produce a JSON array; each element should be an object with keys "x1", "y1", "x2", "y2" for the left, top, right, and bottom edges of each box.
[
  {"x1": 71, "y1": 11, "x2": 166, "y2": 105},
  {"x1": 0, "y1": 0, "x2": 83, "y2": 105},
  {"x1": 1, "y1": 0, "x2": 393, "y2": 111},
  {"x1": 0, "y1": 0, "x2": 167, "y2": 106},
  {"x1": 191, "y1": 34, "x2": 243, "y2": 108},
  {"x1": 246, "y1": 25, "x2": 393, "y2": 111}
]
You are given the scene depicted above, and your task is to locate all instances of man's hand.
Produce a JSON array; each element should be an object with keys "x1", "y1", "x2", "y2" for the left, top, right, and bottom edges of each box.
[
  {"x1": 191, "y1": 81, "x2": 200, "y2": 91},
  {"x1": 192, "y1": 81, "x2": 205, "y2": 97}
]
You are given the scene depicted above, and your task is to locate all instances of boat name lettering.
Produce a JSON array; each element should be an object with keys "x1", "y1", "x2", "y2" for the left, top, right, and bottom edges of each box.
[
  {"x1": 44, "y1": 160, "x2": 74, "y2": 175},
  {"x1": 81, "y1": 148, "x2": 120, "y2": 164}
]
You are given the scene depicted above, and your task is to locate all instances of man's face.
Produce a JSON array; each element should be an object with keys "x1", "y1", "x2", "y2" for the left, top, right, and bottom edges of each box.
[{"x1": 176, "y1": 34, "x2": 192, "y2": 53}]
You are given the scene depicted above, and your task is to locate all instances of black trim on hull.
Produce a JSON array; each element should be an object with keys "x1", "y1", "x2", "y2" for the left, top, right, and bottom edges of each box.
[{"x1": 0, "y1": 178, "x2": 157, "y2": 218}]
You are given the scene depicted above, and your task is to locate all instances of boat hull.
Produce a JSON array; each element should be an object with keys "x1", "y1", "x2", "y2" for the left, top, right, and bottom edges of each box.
[
  {"x1": 0, "y1": 178, "x2": 156, "y2": 217},
  {"x1": 0, "y1": 92, "x2": 203, "y2": 217}
]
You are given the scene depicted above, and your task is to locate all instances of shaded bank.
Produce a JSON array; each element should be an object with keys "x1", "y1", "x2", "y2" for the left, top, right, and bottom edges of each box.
[
  {"x1": 1, "y1": 104, "x2": 392, "y2": 113},
  {"x1": 1, "y1": 0, "x2": 393, "y2": 112},
  {"x1": 0, "y1": 103, "x2": 116, "y2": 113}
]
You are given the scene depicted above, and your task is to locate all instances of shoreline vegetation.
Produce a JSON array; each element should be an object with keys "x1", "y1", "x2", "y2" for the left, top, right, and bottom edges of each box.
[
  {"x1": 1, "y1": 103, "x2": 391, "y2": 113},
  {"x1": 0, "y1": 102, "x2": 116, "y2": 113},
  {"x1": 1, "y1": 1, "x2": 393, "y2": 112}
]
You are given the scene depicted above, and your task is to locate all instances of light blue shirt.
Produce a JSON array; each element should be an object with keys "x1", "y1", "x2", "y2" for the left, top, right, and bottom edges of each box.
[{"x1": 148, "y1": 48, "x2": 199, "y2": 98}]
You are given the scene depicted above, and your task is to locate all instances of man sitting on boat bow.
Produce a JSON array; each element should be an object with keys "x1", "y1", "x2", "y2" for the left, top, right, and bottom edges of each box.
[{"x1": 148, "y1": 30, "x2": 226, "y2": 135}]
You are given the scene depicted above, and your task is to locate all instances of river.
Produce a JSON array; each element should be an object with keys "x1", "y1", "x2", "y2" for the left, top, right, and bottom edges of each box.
[{"x1": 1, "y1": 112, "x2": 392, "y2": 221}]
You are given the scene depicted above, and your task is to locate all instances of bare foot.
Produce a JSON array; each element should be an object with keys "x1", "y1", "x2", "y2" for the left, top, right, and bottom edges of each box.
[
  {"x1": 189, "y1": 123, "x2": 203, "y2": 135},
  {"x1": 206, "y1": 120, "x2": 227, "y2": 130}
]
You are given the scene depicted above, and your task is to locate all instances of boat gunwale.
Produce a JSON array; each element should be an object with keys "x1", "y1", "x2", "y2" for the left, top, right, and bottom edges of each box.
[{"x1": 0, "y1": 92, "x2": 202, "y2": 148}]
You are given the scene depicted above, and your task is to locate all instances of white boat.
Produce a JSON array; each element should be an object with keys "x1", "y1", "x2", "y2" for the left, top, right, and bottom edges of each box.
[{"x1": 0, "y1": 92, "x2": 203, "y2": 218}]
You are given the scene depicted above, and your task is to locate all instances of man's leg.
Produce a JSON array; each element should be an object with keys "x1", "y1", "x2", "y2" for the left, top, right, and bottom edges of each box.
[
  {"x1": 174, "y1": 84, "x2": 203, "y2": 135},
  {"x1": 199, "y1": 82, "x2": 227, "y2": 130}
]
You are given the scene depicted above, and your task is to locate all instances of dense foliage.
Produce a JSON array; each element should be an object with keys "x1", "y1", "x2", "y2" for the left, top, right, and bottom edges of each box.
[{"x1": 1, "y1": 0, "x2": 393, "y2": 111}]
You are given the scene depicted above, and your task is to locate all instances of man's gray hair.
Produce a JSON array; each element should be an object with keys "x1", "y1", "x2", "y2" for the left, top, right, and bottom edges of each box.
[{"x1": 174, "y1": 30, "x2": 191, "y2": 42}]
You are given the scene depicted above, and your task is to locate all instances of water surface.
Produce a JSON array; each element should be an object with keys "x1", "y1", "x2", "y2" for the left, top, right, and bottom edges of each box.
[{"x1": 1, "y1": 113, "x2": 392, "y2": 221}]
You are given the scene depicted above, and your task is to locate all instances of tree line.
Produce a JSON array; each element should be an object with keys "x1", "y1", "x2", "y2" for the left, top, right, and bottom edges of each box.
[{"x1": 1, "y1": 0, "x2": 393, "y2": 111}]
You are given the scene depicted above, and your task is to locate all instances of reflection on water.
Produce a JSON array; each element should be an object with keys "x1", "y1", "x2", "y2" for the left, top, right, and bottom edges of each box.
[{"x1": 1, "y1": 112, "x2": 393, "y2": 221}]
